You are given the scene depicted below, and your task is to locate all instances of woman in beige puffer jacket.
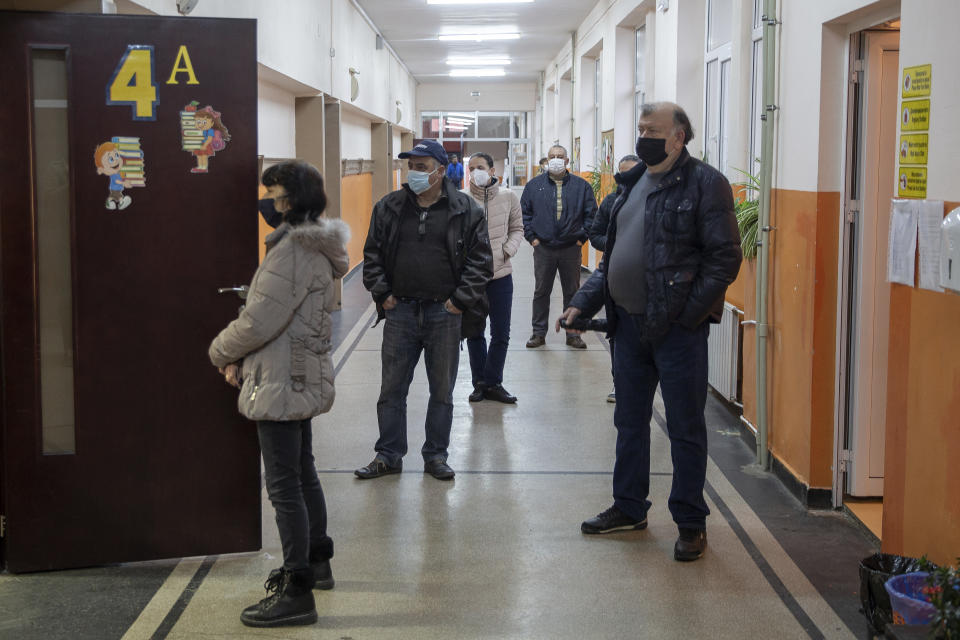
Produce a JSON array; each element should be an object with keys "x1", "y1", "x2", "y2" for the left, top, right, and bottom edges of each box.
[
  {"x1": 462, "y1": 152, "x2": 524, "y2": 404},
  {"x1": 209, "y1": 161, "x2": 349, "y2": 629}
]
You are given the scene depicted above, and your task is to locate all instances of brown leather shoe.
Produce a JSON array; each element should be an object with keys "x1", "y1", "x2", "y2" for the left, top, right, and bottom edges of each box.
[
  {"x1": 526, "y1": 334, "x2": 545, "y2": 348},
  {"x1": 566, "y1": 335, "x2": 587, "y2": 349},
  {"x1": 674, "y1": 528, "x2": 707, "y2": 561}
]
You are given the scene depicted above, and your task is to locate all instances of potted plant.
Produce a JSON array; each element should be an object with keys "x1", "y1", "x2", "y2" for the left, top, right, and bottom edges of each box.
[
  {"x1": 918, "y1": 557, "x2": 960, "y2": 639},
  {"x1": 732, "y1": 167, "x2": 760, "y2": 260}
]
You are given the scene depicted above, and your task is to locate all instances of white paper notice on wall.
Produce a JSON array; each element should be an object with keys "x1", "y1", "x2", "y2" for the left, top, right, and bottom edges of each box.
[
  {"x1": 917, "y1": 199, "x2": 945, "y2": 291},
  {"x1": 888, "y1": 199, "x2": 918, "y2": 286}
]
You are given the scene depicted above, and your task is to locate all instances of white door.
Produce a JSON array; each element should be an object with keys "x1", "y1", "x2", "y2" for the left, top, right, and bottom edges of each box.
[{"x1": 847, "y1": 30, "x2": 899, "y2": 497}]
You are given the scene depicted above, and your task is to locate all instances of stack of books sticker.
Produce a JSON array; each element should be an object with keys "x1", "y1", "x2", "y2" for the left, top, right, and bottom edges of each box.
[
  {"x1": 112, "y1": 136, "x2": 146, "y2": 187},
  {"x1": 181, "y1": 107, "x2": 204, "y2": 152}
]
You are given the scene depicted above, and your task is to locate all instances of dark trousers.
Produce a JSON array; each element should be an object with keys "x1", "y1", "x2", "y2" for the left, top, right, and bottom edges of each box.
[
  {"x1": 467, "y1": 273, "x2": 513, "y2": 387},
  {"x1": 257, "y1": 419, "x2": 333, "y2": 571},
  {"x1": 532, "y1": 243, "x2": 582, "y2": 336},
  {"x1": 611, "y1": 306, "x2": 711, "y2": 529},
  {"x1": 375, "y1": 299, "x2": 461, "y2": 465}
]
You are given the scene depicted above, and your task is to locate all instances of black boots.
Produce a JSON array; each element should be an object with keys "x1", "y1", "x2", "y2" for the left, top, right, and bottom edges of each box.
[{"x1": 240, "y1": 568, "x2": 317, "y2": 628}]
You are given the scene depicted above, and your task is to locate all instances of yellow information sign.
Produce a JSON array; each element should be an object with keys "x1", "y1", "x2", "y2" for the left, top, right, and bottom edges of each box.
[
  {"x1": 902, "y1": 64, "x2": 932, "y2": 98},
  {"x1": 901, "y1": 99, "x2": 930, "y2": 131},
  {"x1": 897, "y1": 166, "x2": 927, "y2": 198},
  {"x1": 899, "y1": 134, "x2": 929, "y2": 165}
]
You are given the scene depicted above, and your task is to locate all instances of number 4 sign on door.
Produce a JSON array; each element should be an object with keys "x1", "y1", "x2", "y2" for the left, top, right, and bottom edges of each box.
[{"x1": 106, "y1": 45, "x2": 200, "y2": 121}]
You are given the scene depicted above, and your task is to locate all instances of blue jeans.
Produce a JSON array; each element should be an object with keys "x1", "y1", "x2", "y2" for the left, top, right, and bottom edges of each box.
[
  {"x1": 257, "y1": 419, "x2": 333, "y2": 571},
  {"x1": 467, "y1": 274, "x2": 513, "y2": 387},
  {"x1": 611, "y1": 306, "x2": 711, "y2": 529},
  {"x1": 375, "y1": 299, "x2": 461, "y2": 465}
]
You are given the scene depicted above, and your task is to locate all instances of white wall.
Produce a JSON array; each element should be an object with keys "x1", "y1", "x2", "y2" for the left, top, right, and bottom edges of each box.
[
  {"x1": 417, "y1": 83, "x2": 537, "y2": 112},
  {"x1": 258, "y1": 79, "x2": 296, "y2": 159},
  {"x1": 340, "y1": 107, "x2": 374, "y2": 159}
]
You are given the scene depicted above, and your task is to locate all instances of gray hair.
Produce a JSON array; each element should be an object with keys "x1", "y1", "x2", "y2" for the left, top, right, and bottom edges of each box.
[
  {"x1": 639, "y1": 102, "x2": 695, "y2": 145},
  {"x1": 548, "y1": 145, "x2": 568, "y2": 158}
]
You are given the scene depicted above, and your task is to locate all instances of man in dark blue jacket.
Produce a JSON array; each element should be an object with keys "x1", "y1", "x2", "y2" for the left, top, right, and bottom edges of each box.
[
  {"x1": 521, "y1": 144, "x2": 597, "y2": 349},
  {"x1": 558, "y1": 103, "x2": 742, "y2": 562}
]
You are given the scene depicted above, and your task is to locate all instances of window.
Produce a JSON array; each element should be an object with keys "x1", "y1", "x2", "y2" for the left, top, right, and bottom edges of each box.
[
  {"x1": 703, "y1": 0, "x2": 732, "y2": 174},
  {"x1": 477, "y1": 114, "x2": 511, "y2": 139},
  {"x1": 749, "y1": 0, "x2": 764, "y2": 176},
  {"x1": 594, "y1": 55, "x2": 602, "y2": 167},
  {"x1": 634, "y1": 26, "x2": 646, "y2": 139}
]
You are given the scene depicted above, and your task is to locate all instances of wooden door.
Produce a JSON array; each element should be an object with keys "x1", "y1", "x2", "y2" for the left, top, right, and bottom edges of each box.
[{"x1": 0, "y1": 11, "x2": 261, "y2": 572}]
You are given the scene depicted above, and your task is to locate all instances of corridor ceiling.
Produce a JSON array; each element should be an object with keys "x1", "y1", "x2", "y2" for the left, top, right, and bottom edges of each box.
[{"x1": 354, "y1": 0, "x2": 596, "y2": 83}]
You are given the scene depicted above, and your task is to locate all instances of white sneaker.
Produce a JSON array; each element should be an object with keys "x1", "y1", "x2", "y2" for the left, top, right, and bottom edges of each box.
[
  {"x1": 105, "y1": 199, "x2": 117, "y2": 210},
  {"x1": 118, "y1": 195, "x2": 132, "y2": 210}
]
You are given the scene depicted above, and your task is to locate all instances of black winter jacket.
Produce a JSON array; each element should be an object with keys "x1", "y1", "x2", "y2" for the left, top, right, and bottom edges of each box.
[
  {"x1": 589, "y1": 187, "x2": 622, "y2": 252},
  {"x1": 363, "y1": 179, "x2": 493, "y2": 318},
  {"x1": 570, "y1": 148, "x2": 742, "y2": 341},
  {"x1": 520, "y1": 171, "x2": 598, "y2": 249}
]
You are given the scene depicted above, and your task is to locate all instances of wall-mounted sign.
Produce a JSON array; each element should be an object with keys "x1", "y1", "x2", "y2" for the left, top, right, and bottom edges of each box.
[
  {"x1": 901, "y1": 64, "x2": 931, "y2": 98},
  {"x1": 899, "y1": 134, "x2": 928, "y2": 165},
  {"x1": 898, "y1": 166, "x2": 927, "y2": 199},
  {"x1": 901, "y1": 99, "x2": 930, "y2": 131}
]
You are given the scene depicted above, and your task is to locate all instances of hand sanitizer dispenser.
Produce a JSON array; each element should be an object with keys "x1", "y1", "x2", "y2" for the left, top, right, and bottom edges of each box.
[{"x1": 941, "y1": 207, "x2": 960, "y2": 292}]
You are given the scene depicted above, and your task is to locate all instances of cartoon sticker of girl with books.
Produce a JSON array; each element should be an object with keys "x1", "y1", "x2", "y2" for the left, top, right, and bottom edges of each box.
[
  {"x1": 94, "y1": 137, "x2": 146, "y2": 210},
  {"x1": 181, "y1": 102, "x2": 231, "y2": 174}
]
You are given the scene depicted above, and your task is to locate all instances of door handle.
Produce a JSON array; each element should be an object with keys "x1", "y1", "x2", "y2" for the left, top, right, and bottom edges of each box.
[{"x1": 217, "y1": 286, "x2": 249, "y2": 300}]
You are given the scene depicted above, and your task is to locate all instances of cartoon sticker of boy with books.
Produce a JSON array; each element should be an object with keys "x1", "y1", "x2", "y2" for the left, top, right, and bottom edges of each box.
[{"x1": 94, "y1": 137, "x2": 146, "y2": 210}]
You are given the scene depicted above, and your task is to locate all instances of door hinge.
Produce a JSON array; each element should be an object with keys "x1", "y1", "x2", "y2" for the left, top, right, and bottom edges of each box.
[
  {"x1": 0, "y1": 515, "x2": 5, "y2": 538},
  {"x1": 846, "y1": 200, "x2": 860, "y2": 224},
  {"x1": 851, "y1": 59, "x2": 864, "y2": 84},
  {"x1": 839, "y1": 449, "x2": 852, "y2": 472}
]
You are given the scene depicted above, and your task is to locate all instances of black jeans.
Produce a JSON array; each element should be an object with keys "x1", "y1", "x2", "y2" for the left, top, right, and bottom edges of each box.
[
  {"x1": 611, "y1": 307, "x2": 711, "y2": 529},
  {"x1": 467, "y1": 273, "x2": 513, "y2": 387},
  {"x1": 257, "y1": 419, "x2": 333, "y2": 571},
  {"x1": 532, "y1": 243, "x2": 582, "y2": 336}
]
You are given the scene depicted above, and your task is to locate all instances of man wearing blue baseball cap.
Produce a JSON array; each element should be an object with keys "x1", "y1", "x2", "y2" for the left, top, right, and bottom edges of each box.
[{"x1": 357, "y1": 139, "x2": 493, "y2": 481}]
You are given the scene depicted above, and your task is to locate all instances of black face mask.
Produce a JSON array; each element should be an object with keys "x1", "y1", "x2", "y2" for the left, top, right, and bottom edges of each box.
[
  {"x1": 258, "y1": 198, "x2": 284, "y2": 228},
  {"x1": 636, "y1": 137, "x2": 669, "y2": 166}
]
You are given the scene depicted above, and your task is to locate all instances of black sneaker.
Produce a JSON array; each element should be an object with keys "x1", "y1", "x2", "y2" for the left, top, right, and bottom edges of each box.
[
  {"x1": 424, "y1": 458, "x2": 455, "y2": 480},
  {"x1": 240, "y1": 568, "x2": 317, "y2": 628},
  {"x1": 354, "y1": 456, "x2": 402, "y2": 479},
  {"x1": 484, "y1": 384, "x2": 517, "y2": 404},
  {"x1": 674, "y1": 528, "x2": 707, "y2": 562},
  {"x1": 469, "y1": 383, "x2": 487, "y2": 402},
  {"x1": 581, "y1": 505, "x2": 648, "y2": 534},
  {"x1": 266, "y1": 559, "x2": 334, "y2": 590}
]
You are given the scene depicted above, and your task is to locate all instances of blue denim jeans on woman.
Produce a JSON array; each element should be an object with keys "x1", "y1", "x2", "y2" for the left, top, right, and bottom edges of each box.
[
  {"x1": 467, "y1": 273, "x2": 513, "y2": 387},
  {"x1": 611, "y1": 306, "x2": 711, "y2": 530},
  {"x1": 257, "y1": 419, "x2": 333, "y2": 571},
  {"x1": 375, "y1": 299, "x2": 461, "y2": 466}
]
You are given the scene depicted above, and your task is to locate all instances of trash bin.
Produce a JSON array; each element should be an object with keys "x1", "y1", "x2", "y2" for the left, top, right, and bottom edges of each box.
[
  {"x1": 885, "y1": 572, "x2": 937, "y2": 626},
  {"x1": 859, "y1": 553, "x2": 933, "y2": 635}
]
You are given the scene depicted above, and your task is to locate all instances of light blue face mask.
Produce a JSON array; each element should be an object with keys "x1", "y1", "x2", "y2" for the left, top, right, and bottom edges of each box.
[{"x1": 407, "y1": 169, "x2": 436, "y2": 194}]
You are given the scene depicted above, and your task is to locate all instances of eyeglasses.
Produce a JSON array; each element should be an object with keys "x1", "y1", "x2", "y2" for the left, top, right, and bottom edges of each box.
[{"x1": 418, "y1": 209, "x2": 429, "y2": 238}]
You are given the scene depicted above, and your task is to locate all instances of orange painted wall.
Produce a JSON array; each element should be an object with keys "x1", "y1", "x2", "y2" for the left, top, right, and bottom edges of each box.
[
  {"x1": 341, "y1": 173, "x2": 373, "y2": 272},
  {"x1": 882, "y1": 201, "x2": 960, "y2": 566},
  {"x1": 257, "y1": 184, "x2": 269, "y2": 263},
  {"x1": 738, "y1": 189, "x2": 839, "y2": 489}
]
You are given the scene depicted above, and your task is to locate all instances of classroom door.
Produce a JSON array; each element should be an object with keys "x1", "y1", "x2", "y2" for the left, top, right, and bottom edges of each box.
[{"x1": 0, "y1": 11, "x2": 261, "y2": 572}]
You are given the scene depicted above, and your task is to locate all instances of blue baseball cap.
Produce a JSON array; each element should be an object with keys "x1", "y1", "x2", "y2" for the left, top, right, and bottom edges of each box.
[{"x1": 398, "y1": 139, "x2": 448, "y2": 167}]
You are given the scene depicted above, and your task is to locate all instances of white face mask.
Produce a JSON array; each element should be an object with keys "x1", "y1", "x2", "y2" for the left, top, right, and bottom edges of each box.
[
  {"x1": 471, "y1": 168, "x2": 491, "y2": 187},
  {"x1": 548, "y1": 158, "x2": 566, "y2": 174}
]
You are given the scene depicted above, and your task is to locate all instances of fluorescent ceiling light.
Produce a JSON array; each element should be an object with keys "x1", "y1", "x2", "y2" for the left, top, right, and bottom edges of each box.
[
  {"x1": 449, "y1": 68, "x2": 506, "y2": 77},
  {"x1": 447, "y1": 57, "x2": 511, "y2": 66},
  {"x1": 447, "y1": 119, "x2": 475, "y2": 125},
  {"x1": 429, "y1": 0, "x2": 532, "y2": 4},
  {"x1": 446, "y1": 111, "x2": 476, "y2": 117},
  {"x1": 439, "y1": 33, "x2": 520, "y2": 42}
]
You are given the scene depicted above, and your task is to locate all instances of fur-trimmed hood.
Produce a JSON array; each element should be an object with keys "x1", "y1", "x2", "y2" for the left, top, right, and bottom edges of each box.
[{"x1": 266, "y1": 218, "x2": 351, "y2": 279}]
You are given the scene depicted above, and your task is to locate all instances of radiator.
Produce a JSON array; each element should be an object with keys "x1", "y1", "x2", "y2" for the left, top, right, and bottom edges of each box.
[{"x1": 707, "y1": 302, "x2": 741, "y2": 402}]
